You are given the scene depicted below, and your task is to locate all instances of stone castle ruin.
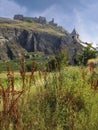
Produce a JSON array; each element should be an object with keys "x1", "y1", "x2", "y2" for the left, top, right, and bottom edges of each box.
[{"x1": 14, "y1": 14, "x2": 57, "y2": 26}]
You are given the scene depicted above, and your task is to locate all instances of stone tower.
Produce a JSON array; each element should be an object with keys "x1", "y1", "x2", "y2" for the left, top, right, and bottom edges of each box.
[{"x1": 71, "y1": 28, "x2": 79, "y2": 41}]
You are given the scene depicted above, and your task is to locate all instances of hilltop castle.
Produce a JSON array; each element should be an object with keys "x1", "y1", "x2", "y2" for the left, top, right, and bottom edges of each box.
[{"x1": 14, "y1": 14, "x2": 57, "y2": 27}]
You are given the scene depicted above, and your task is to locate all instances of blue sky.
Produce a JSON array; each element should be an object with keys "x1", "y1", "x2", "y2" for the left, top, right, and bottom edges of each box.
[{"x1": 0, "y1": 0, "x2": 98, "y2": 46}]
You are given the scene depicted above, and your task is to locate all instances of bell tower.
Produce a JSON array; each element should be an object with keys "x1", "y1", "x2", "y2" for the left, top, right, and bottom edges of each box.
[{"x1": 71, "y1": 28, "x2": 79, "y2": 41}]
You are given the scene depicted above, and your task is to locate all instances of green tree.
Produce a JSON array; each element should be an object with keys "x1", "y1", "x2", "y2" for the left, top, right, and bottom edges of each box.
[
  {"x1": 77, "y1": 45, "x2": 97, "y2": 65},
  {"x1": 47, "y1": 48, "x2": 69, "y2": 71},
  {"x1": 55, "y1": 49, "x2": 69, "y2": 66}
]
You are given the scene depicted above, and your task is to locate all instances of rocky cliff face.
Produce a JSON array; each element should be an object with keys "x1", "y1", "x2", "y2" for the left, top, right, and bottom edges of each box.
[{"x1": 0, "y1": 18, "x2": 83, "y2": 63}]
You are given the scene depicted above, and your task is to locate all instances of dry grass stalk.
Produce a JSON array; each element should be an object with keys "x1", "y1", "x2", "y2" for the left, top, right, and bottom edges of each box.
[
  {"x1": 71, "y1": 109, "x2": 76, "y2": 130},
  {"x1": 87, "y1": 60, "x2": 98, "y2": 90},
  {"x1": 89, "y1": 62, "x2": 95, "y2": 74},
  {"x1": 49, "y1": 64, "x2": 52, "y2": 72},
  {"x1": 20, "y1": 53, "x2": 26, "y2": 89},
  {"x1": 87, "y1": 58, "x2": 98, "y2": 74},
  {"x1": 81, "y1": 67, "x2": 87, "y2": 86},
  {"x1": 0, "y1": 64, "x2": 24, "y2": 129},
  {"x1": 38, "y1": 69, "x2": 42, "y2": 79},
  {"x1": 43, "y1": 68, "x2": 47, "y2": 83},
  {"x1": 29, "y1": 61, "x2": 35, "y2": 86},
  {"x1": 90, "y1": 72, "x2": 98, "y2": 90}
]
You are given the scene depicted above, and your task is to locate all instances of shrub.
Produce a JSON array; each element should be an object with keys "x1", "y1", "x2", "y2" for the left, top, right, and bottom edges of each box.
[
  {"x1": 76, "y1": 45, "x2": 97, "y2": 65},
  {"x1": 47, "y1": 49, "x2": 69, "y2": 71}
]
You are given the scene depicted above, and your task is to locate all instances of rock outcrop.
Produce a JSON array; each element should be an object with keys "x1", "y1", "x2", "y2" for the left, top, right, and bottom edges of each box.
[{"x1": 0, "y1": 18, "x2": 84, "y2": 63}]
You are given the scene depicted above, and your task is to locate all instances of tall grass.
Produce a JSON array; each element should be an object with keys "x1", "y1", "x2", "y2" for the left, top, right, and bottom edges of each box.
[{"x1": 0, "y1": 56, "x2": 98, "y2": 130}]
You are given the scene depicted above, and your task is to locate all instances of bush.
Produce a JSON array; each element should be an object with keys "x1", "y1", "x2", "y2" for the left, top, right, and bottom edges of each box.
[
  {"x1": 25, "y1": 61, "x2": 38, "y2": 72},
  {"x1": 47, "y1": 49, "x2": 69, "y2": 71},
  {"x1": 76, "y1": 45, "x2": 97, "y2": 65}
]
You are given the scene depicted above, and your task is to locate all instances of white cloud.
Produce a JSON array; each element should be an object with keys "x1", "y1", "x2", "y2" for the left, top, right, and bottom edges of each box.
[
  {"x1": 0, "y1": 0, "x2": 27, "y2": 18},
  {"x1": 73, "y1": 8, "x2": 98, "y2": 47}
]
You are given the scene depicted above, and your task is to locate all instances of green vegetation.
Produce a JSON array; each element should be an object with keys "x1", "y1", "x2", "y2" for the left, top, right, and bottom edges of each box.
[
  {"x1": 0, "y1": 60, "x2": 20, "y2": 72},
  {"x1": 0, "y1": 21, "x2": 65, "y2": 36},
  {"x1": 0, "y1": 17, "x2": 98, "y2": 130},
  {"x1": 76, "y1": 45, "x2": 97, "y2": 65},
  {"x1": 0, "y1": 53, "x2": 98, "y2": 130},
  {"x1": 0, "y1": 52, "x2": 53, "y2": 73},
  {"x1": 47, "y1": 49, "x2": 69, "y2": 71}
]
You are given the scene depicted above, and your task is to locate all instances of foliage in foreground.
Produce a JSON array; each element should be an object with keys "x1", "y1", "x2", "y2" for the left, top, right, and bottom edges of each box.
[{"x1": 0, "y1": 59, "x2": 98, "y2": 130}]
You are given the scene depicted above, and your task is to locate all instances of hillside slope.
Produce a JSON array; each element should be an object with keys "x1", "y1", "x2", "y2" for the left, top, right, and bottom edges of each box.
[{"x1": 0, "y1": 18, "x2": 83, "y2": 63}]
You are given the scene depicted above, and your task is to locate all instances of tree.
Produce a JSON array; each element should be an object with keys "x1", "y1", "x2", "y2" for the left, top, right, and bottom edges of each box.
[
  {"x1": 76, "y1": 45, "x2": 97, "y2": 65},
  {"x1": 47, "y1": 48, "x2": 69, "y2": 71}
]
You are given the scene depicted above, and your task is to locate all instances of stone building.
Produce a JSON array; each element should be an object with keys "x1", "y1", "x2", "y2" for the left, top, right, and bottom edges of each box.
[
  {"x1": 49, "y1": 18, "x2": 57, "y2": 27},
  {"x1": 71, "y1": 28, "x2": 95, "y2": 50},
  {"x1": 14, "y1": 14, "x2": 24, "y2": 20},
  {"x1": 13, "y1": 14, "x2": 60, "y2": 27},
  {"x1": 71, "y1": 28, "x2": 79, "y2": 41},
  {"x1": 13, "y1": 14, "x2": 47, "y2": 24},
  {"x1": 38, "y1": 16, "x2": 47, "y2": 24}
]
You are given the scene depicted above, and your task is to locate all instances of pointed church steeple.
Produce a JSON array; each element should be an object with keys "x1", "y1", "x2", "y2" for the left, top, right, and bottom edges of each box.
[{"x1": 71, "y1": 28, "x2": 79, "y2": 39}]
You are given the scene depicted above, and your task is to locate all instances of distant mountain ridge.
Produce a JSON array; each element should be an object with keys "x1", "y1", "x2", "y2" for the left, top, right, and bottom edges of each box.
[{"x1": 0, "y1": 16, "x2": 93, "y2": 64}]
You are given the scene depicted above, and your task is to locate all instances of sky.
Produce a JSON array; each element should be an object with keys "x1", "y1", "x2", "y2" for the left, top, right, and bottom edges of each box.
[{"x1": 0, "y1": 0, "x2": 98, "y2": 47}]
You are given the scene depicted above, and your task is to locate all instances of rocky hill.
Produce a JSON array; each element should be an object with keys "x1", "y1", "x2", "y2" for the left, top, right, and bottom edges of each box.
[{"x1": 0, "y1": 17, "x2": 84, "y2": 63}]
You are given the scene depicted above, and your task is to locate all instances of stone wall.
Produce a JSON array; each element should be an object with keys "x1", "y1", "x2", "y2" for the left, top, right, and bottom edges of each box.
[
  {"x1": 14, "y1": 15, "x2": 58, "y2": 26},
  {"x1": 14, "y1": 15, "x2": 47, "y2": 24}
]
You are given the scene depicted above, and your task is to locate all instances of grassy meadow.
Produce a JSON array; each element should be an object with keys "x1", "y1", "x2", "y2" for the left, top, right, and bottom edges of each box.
[{"x1": 0, "y1": 58, "x2": 98, "y2": 130}]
